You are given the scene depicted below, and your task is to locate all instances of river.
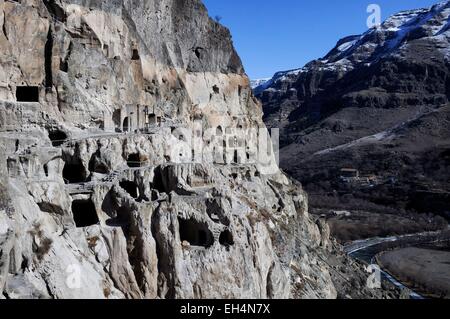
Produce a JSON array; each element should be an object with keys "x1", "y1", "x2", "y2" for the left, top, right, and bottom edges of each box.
[{"x1": 343, "y1": 229, "x2": 450, "y2": 299}]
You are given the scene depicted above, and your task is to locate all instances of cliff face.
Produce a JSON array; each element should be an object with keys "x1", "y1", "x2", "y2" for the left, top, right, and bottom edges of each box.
[
  {"x1": 255, "y1": 2, "x2": 450, "y2": 216},
  {"x1": 0, "y1": 0, "x2": 381, "y2": 299}
]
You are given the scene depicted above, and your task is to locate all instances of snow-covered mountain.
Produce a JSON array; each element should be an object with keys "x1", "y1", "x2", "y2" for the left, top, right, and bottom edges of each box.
[
  {"x1": 255, "y1": 1, "x2": 450, "y2": 218},
  {"x1": 250, "y1": 78, "x2": 270, "y2": 89},
  {"x1": 256, "y1": 1, "x2": 450, "y2": 97},
  {"x1": 258, "y1": 0, "x2": 450, "y2": 135}
]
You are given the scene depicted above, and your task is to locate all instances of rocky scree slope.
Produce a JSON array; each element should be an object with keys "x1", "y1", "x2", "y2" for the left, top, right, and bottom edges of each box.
[
  {"x1": 256, "y1": 1, "x2": 450, "y2": 216},
  {"x1": 0, "y1": 0, "x2": 383, "y2": 299}
]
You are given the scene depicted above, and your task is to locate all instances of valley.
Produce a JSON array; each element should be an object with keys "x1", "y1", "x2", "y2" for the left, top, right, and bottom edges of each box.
[
  {"x1": 255, "y1": 1, "x2": 450, "y2": 299},
  {"x1": 346, "y1": 227, "x2": 450, "y2": 298}
]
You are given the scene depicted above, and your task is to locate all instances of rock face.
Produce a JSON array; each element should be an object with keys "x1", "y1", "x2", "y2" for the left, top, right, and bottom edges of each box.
[
  {"x1": 0, "y1": 0, "x2": 383, "y2": 299},
  {"x1": 256, "y1": 2, "x2": 450, "y2": 216}
]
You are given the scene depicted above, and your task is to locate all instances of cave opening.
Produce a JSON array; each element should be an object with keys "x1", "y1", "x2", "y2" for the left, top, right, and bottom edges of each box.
[
  {"x1": 178, "y1": 217, "x2": 214, "y2": 248},
  {"x1": 43, "y1": 0, "x2": 67, "y2": 22},
  {"x1": 60, "y1": 58, "x2": 68, "y2": 73},
  {"x1": 113, "y1": 109, "x2": 121, "y2": 132},
  {"x1": 63, "y1": 162, "x2": 86, "y2": 184},
  {"x1": 60, "y1": 40, "x2": 72, "y2": 73},
  {"x1": 127, "y1": 153, "x2": 142, "y2": 168},
  {"x1": 44, "y1": 26, "x2": 53, "y2": 91},
  {"x1": 72, "y1": 199, "x2": 99, "y2": 228},
  {"x1": 148, "y1": 114, "x2": 157, "y2": 125},
  {"x1": 16, "y1": 86, "x2": 39, "y2": 102},
  {"x1": 219, "y1": 229, "x2": 234, "y2": 247},
  {"x1": 119, "y1": 180, "x2": 139, "y2": 199},
  {"x1": 123, "y1": 117, "x2": 130, "y2": 132},
  {"x1": 131, "y1": 49, "x2": 140, "y2": 60},
  {"x1": 194, "y1": 47, "x2": 203, "y2": 59},
  {"x1": 2, "y1": 17, "x2": 7, "y2": 38},
  {"x1": 116, "y1": 206, "x2": 132, "y2": 226},
  {"x1": 233, "y1": 150, "x2": 239, "y2": 164},
  {"x1": 88, "y1": 151, "x2": 109, "y2": 175},
  {"x1": 105, "y1": 205, "x2": 133, "y2": 228},
  {"x1": 48, "y1": 129, "x2": 67, "y2": 146},
  {"x1": 151, "y1": 166, "x2": 166, "y2": 193},
  {"x1": 90, "y1": 161, "x2": 108, "y2": 174}
]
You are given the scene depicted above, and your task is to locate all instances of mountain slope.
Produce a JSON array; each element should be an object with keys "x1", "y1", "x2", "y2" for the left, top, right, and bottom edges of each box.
[
  {"x1": 256, "y1": 1, "x2": 450, "y2": 218},
  {"x1": 250, "y1": 78, "x2": 270, "y2": 89}
]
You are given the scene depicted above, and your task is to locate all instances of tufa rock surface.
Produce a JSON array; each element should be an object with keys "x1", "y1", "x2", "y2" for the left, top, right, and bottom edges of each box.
[{"x1": 0, "y1": 0, "x2": 385, "y2": 299}]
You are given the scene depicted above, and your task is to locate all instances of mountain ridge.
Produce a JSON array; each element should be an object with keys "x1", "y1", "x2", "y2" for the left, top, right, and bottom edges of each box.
[
  {"x1": 256, "y1": 1, "x2": 450, "y2": 97},
  {"x1": 256, "y1": 1, "x2": 450, "y2": 221}
]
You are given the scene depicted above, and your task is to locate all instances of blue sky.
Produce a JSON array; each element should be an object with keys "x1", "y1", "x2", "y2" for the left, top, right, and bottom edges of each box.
[{"x1": 203, "y1": 0, "x2": 440, "y2": 79}]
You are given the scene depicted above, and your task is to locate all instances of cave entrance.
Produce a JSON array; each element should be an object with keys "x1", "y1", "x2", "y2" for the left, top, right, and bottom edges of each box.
[
  {"x1": 113, "y1": 109, "x2": 121, "y2": 132},
  {"x1": 43, "y1": 0, "x2": 67, "y2": 22},
  {"x1": 88, "y1": 151, "x2": 109, "y2": 175},
  {"x1": 16, "y1": 86, "x2": 39, "y2": 102},
  {"x1": 233, "y1": 150, "x2": 239, "y2": 164},
  {"x1": 131, "y1": 49, "x2": 140, "y2": 60},
  {"x1": 151, "y1": 166, "x2": 166, "y2": 194},
  {"x1": 43, "y1": 163, "x2": 49, "y2": 177},
  {"x1": 72, "y1": 199, "x2": 99, "y2": 228},
  {"x1": 219, "y1": 229, "x2": 234, "y2": 247},
  {"x1": 178, "y1": 218, "x2": 214, "y2": 248},
  {"x1": 119, "y1": 180, "x2": 139, "y2": 199},
  {"x1": 127, "y1": 153, "x2": 142, "y2": 168},
  {"x1": 123, "y1": 117, "x2": 130, "y2": 132},
  {"x1": 105, "y1": 206, "x2": 133, "y2": 228},
  {"x1": 48, "y1": 129, "x2": 67, "y2": 147},
  {"x1": 148, "y1": 114, "x2": 157, "y2": 125},
  {"x1": 63, "y1": 162, "x2": 86, "y2": 184},
  {"x1": 89, "y1": 161, "x2": 108, "y2": 174}
]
